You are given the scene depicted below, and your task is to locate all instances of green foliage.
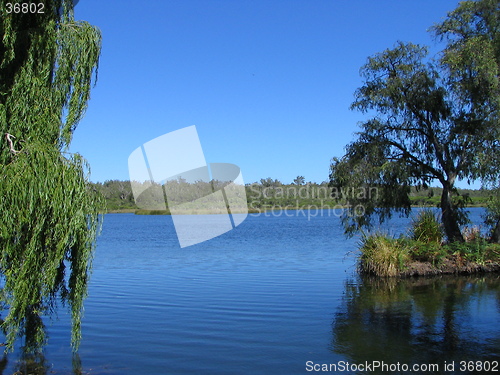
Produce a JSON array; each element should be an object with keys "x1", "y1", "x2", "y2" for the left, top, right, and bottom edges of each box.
[
  {"x1": 0, "y1": 143, "x2": 103, "y2": 352},
  {"x1": 293, "y1": 176, "x2": 305, "y2": 185},
  {"x1": 0, "y1": 0, "x2": 102, "y2": 352},
  {"x1": 245, "y1": 181, "x2": 336, "y2": 210},
  {"x1": 410, "y1": 186, "x2": 489, "y2": 207},
  {"x1": 443, "y1": 238, "x2": 500, "y2": 264},
  {"x1": 259, "y1": 177, "x2": 282, "y2": 188},
  {"x1": 94, "y1": 180, "x2": 137, "y2": 211},
  {"x1": 432, "y1": 0, "x2": 500, "y2": 140},
  {"x1": 410, "y1": 210, "x2": 443, "y2": 244},
  {"x1": 483, "y1": 187, "x2": 500, "y2": 242},
  {"x1": 406, "y1": 240, "x2": 448, "y2": 265}
]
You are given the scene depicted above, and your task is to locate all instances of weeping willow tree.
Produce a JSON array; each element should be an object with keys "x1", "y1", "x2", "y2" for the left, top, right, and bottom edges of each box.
[{"x1": 0, "y1": 0, "x2": 103, "y2": 352}]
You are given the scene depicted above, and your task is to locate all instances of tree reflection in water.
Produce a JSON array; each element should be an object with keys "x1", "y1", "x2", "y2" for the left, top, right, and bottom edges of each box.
[
  {"x1": 332, "y1": 275, "x2": 500, "y2": 370},
  {"x1": 0, "y1": 353, "x2": 83, "y2": 375}
]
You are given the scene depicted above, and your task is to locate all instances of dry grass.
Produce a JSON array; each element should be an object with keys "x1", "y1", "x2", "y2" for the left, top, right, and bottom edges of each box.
[{"x1": 462, "y1": 225, "x2": 482, "y2": 242}]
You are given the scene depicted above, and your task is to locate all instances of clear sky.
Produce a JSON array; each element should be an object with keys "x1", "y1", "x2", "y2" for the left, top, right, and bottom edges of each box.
[{"x1": 70, "y1": 0, "x2": 464, "y2": 186}]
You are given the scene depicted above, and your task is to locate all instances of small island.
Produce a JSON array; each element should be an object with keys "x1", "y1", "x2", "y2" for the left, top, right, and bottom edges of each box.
[{"x1": 359, "y1": 210, "x2": 500, "y2": 277}]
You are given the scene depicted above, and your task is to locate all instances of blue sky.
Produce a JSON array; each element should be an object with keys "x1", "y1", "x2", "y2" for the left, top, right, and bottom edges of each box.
[{"x1": 70, "y1": 0, "x2": 464, "y2": 186}]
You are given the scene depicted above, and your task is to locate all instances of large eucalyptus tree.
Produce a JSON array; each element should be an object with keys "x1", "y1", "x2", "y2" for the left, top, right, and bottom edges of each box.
[
  {"x1": 0, "y1": 0, "x2": 103, "y2": 352},
  {"x1": 330, "y1": 0, "x2": 500, "y2": 242}
]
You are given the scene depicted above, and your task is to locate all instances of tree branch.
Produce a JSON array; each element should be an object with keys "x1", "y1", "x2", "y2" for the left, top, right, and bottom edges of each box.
[
  {"x1": 381, "y1": 137, "x2": 446, "y2": 184},
  {"x1": 5, "y1": 133, "x2": 20, "y2": 154}
]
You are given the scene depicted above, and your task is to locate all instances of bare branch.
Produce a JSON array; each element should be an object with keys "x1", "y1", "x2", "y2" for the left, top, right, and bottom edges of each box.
[{"x1": 5, "y1": 133, "x2": 20, "y2": 154}]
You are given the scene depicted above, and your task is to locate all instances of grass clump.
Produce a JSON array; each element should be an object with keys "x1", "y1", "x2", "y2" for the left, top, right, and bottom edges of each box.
[
  {"x1": 405, "y1": 210, "x2": 447, "y2": 265},
  {"x1": 410, "y1": 209, "x2": 443, "y2": 243},
  {"x1": 359, "y1": 233, "x2": 410, "y2": 277}
]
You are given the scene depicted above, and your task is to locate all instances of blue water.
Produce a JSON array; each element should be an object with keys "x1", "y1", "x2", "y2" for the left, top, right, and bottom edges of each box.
[{"x1": 2, "y1": 208, "x2": 499, "y2": 374}]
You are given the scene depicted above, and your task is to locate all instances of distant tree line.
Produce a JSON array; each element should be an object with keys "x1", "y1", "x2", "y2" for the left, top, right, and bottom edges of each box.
[{"x1": 92, "y1": 179, "x2": 492, "y2": 212}]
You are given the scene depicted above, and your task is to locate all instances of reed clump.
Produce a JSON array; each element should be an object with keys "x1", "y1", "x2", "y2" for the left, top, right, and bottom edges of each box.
[{"x1": 359, "y1": 233, "x2": 410, "y2": 277}]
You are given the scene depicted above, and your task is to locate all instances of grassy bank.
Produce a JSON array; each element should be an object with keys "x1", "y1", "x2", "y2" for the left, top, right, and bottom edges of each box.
[{"x1": 359, "y1": 211, "x2": 500, "y2": 277}]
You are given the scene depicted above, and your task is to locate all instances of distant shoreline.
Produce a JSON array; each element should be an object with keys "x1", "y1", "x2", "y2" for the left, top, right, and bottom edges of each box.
[{"x1": 103, "y1": 204, "x2": 486, "y2": 215}]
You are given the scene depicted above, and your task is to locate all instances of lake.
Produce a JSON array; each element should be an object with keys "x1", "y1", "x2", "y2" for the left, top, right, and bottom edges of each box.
[{"x1": 2, "y1": 208, "x2": 500, "y2": 374}]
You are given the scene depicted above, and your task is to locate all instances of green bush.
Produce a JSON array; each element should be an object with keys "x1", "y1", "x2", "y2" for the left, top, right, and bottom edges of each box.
[
  {"x1": 407, "y1": 240, "x2": 447, "y2": 265},
  {"x1": 410, "y1": 210, "x2": 443, "y2": 243},
  {"x1": 444, "y1": 239, "x2": 492, "y2": 264}
]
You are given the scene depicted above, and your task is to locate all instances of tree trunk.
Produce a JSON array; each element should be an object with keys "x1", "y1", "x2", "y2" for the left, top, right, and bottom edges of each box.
[
  {"x1": 491, "y1": 219, "x2": 500, "y2": 243},
  {"x1": 440, "y1": 184, "x2": 464, "y2": 243}
]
